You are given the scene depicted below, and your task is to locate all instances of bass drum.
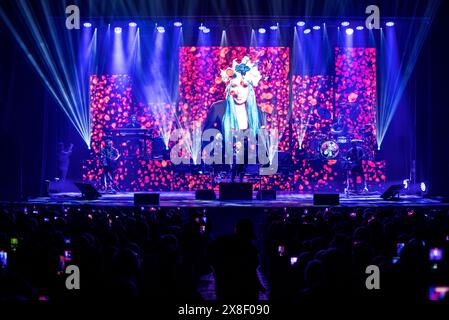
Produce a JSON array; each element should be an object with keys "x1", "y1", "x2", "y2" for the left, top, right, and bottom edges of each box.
[{"x1": 320, "y1": 140, "x2": 339, "y2": 159}]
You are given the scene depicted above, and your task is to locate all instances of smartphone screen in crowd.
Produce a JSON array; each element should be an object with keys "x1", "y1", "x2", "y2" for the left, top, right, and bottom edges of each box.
[
  {"x1": 429, "y1": 248, "x2": 443, "y2": 261},
  {"x1": 64, "y1": 250, "x2": 72, "y2": 262},
  {"x1": 0, "y1": 251, "x2": 8, "y2": 269},
  {"x1": 428, "y1": 286, "x2": 449, "y2": 301},
  {"x1": 396, "y1": 242, "x2": 405, "y2": 256},
  {"x1": 10, "y1": 238, "x2": 18, "y2": 252},
  {"x1": 290, "y1": 257, "x2": 298, "y2": 266},
  {"x1": 278, "y1": 245, "x2": 285, "y2": 256}
]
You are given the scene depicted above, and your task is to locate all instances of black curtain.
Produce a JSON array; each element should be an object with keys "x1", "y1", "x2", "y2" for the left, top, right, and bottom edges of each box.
[
  {"x1": 0, "y1": 23, "x2": 86, "y2": 201},
  {"x1": 415, "y1": 0, "x2": 449, "y2": 197}
]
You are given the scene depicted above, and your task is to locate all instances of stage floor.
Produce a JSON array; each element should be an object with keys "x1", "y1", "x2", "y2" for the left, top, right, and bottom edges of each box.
[{"x1": 21, "y1": 191, "x2": 447, "y2": 208}]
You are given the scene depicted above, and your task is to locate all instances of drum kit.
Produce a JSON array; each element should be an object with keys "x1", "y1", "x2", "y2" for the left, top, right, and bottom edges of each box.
[
  {"x1": 299, "y1": 118, "x2": 372, "y2": 161},
  {"x1": 311, "y1": 134, "x2": 369, "y2": 196},
  {"x1": 307, "y1": 127, "x2": 366, "y2": 161},
  {"x1": 322, "y1": 137, "x2": 366, "y2": 158}
]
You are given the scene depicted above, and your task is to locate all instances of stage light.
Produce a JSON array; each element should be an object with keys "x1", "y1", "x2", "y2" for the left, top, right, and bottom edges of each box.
[
  {"x1": 377, "y1": 1, "x2": 440, "y2": 149},
  {"x1": 304, "y1": 28, "x2": 311, "y2": 34},
  {"x1": 313, "y1": 25, "x2": 321, "y2": 30},
  {"x1": 83, "y1": 22, "x2": 92, "y2": 28},
  {"x1": 403, "y1": 179, "x2": 409, "y2": 189},
  {"x1": 270, "y1": 24, "x2": 278, "y2": 31},
  {"x1": 203, "y1": 28, "x2": 210, "y2": 33},
  {"x1": 113, "y1": 24, "x2": 126, "y2": 74},
  {"x1": 222, "y1": 30, "x2": 229, "y2": 46},
  {"x1": 0, "y1": 1, "x2": 98, "y2": 147},
  {"x1": 420, "y1": 182, "x2": 427, "y2": 193},
  {"x1": 129, "y1": 22, "x2": 137, "y2": 27},
  {"x1": 157, "y1": 26, "x2": 165, "y2": 33},
  {"x1": 345, "y1": 28, "x2": 354, "y2": 35},
  {"x1": 386, "y1": 21, "x2": 395, "y2": 27},
  {"x1": 356, "y1": 26, "x2": 364, "y2": 31},
  {"x1": 198, "y1": 23, "x2": 205, "y2": 31},
  {"x1": 341, "y1": 21, "x2": 350, "y2": 27},
  {"x1": 173, "y1": 21, "x2": 182, "y2": 27},
  {"x1": 297, "y1": 21, "x2": 306, "y2": 27},
  {"x1": 258, "y1": 28, "x2": 266, "y2": 34}
]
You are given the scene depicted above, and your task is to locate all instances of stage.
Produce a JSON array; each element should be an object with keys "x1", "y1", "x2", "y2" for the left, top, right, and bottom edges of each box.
[{"x1": 22, "y1": 191, "x2": 446, "y2": 208}]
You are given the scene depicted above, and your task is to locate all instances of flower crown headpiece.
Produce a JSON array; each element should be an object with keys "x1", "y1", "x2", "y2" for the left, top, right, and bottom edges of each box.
[{"x1": 220, "y1": 56, "x2": 262, "y2": 87}]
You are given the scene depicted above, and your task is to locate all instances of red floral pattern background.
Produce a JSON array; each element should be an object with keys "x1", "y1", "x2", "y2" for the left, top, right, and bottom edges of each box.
[
  {"x1": 83, "y1": 46, "x2": 385, "y2": 192},
  {"x1": 335, "y1": 47, "x2": 377, "y2": 156},
  {"x1": 178, "y1": 46, "x2": 291, "y2": 151},
  {"x1": 291, "y1": 75, "x2": 334, "y2": 159}
]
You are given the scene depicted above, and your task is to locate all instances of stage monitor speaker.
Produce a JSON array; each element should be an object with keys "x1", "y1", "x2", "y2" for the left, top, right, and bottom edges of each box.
[
  {"x1": 219, "y1": 183, "x2": 253, "y2": 200},
  {"x1": 381, "y1": 184, "x2": 403, "y2": 200},
  {"x1": 313, "y1": 193, "x2": 340, "y2": 205},
  {"x1": 74, "y1": 182, "x2": 101, "y2": 200},
  {"x1": 256, "y1": 190, "x2": 277, "y2": 200},
  {"x1": 195, "y1": 189, "x2": 216, "y2": 200},
  {"x1": 134, "y1": 193, "x2": 160, "y2": 205}
]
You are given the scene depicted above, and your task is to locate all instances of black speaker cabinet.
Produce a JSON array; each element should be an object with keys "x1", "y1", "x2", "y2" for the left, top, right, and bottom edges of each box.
[
  {"x1": 74, "y1": 182, "x2": 101, "y2": 200},
  {"x1": 313, "y1": 193, "x2": 340, "y2": 205},
  {"x1": 381, "y1": 184, "x2": 403, "y2": 200},
  {"x1": 134, "y1": 193, "x2": 160, "y2": 205},
  {"x1": 219, "y1": 183, "x2": 253, "y2": 200},
  {"x1": 195, "y1": 189, "x2": 217, "y2": 200}
]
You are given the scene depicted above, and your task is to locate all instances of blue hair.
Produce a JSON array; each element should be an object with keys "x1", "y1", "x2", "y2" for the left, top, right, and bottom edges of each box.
[{"x1": 222, "y1": 84, "x2": 260, "y2": 144}]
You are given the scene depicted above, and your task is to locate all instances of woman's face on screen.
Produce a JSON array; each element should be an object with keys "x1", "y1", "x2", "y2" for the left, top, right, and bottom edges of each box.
[{"x1": 229, "y1": 78, "x2": 250, "y2": 105}]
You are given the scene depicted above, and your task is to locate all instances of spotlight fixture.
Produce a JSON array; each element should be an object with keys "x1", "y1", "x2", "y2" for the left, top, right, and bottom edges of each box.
[
  {"x1": 341, "y1": 21, "x2": 350, "y2": 27},
  {"x1": 258, "y1": 28, "x2": 266, "y2": 34},
  {"x1": 83, "y1": 22, "x2": 92, "y2": 28},
  {"x1": 199, "y1": 23, "x2": 206, "y2": 31},
  {"x1": 129, "y1": 22, "x2": 137, "y2": 27},
  {"x1": 403, "y1": 179, "x2": 410, "y2": 190},
  {"x1": 203, "y1": 28, "x2": 210, "y2": 33},
  {"x1": 356, "y1": 25, "x2": 364, "y2": 31},
  {"x1": 156, "y1": 26, "x2": 165, "y2": 33},
  {"x1": 173, "y1": 21, "x2": 182, "y2": 27},
  {"x1": 420, "y1": 182, "x2": 427, "y2": 193},
  {"x1": 297, "y1": 21, "x2": 306, "y2": 27},
  {"x1": 270, "y1": 24, "x2": 278, "y2": 30},
  {"x1": 114, "y1": 27, "x2": 122, "y2": 34},
  {"x1": 345, "y1": 28, "x2": 354, "y2": 35},
  {"x1": 386, "y1": 21, "x2": 395, "y2": 27},
  {"x1": 304, "y1": 28, "x2": 311, "y2": 34},
  {"x1": 313, "y1": 25, "x2": 321, "y2": 30}
]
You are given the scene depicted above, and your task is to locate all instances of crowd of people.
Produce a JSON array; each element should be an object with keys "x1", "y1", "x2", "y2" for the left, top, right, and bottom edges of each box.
[
  {"x1": 0, "y1": 204, "x2": 448, "y2": 304},
  {"x1": 263, "y1": 206, "x2": 449, "y2": 304},
  {"x1": 0, "y1": 205, "x2": 208, "y2": 301}
]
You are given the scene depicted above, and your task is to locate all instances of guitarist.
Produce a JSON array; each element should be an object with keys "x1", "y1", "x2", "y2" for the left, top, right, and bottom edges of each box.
[
  {"x1": 346, "y1": 141, "x2": 368, "y2": 193},
  {"x1": 100, "y1": 139, "x2": 120, "y2": 192}
]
